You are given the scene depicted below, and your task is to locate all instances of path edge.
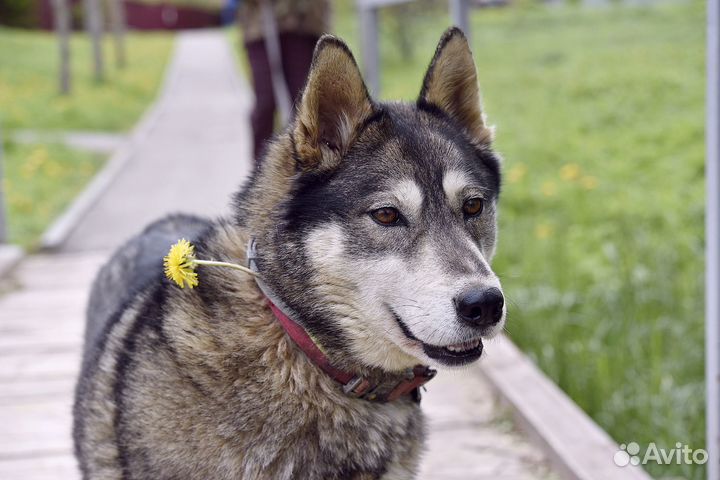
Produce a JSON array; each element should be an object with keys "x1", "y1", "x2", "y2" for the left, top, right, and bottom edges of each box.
[
  {"x1": 478, "y1": 334, "x2": 653, "y2": 480},
  {"x1": 0, "y1": 244, "x2": 24, "y2": 278},
  {"x1": 40, "y1": 38, "x2": 182, "y2": 251}
]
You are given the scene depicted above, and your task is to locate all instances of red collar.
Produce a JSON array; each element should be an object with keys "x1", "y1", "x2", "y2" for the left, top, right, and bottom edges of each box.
[
  {"x1": 247, "y1": 238, "x2": 436, "y2": 402},
  {"x1": 265, "y1": 296, "x2": 436, "y2": 403}
]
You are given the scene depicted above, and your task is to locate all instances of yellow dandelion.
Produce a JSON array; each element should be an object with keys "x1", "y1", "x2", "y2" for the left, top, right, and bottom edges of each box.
[
  {"x1": 535, "y1": 224, "x2": 553, "y2": 240},
  {"x1": 21, "y1": 147, "x2": 49, "y2": 179},
  {"x1": 581, "y1": 176, "x2": 598, "y2": 190},
  {"x1": 541, "y1": 180, "x2": 557, "y2": 197},
  {"x1": 164, "y1": 239, "x2": 199, "y2": 289},
  {"x1": 507, "y1": 164, "x2": 527, "y2": 184},
  {"x1": 559, "y1": 163, "x2": 581, "y2": 182},
  {"x1": 45, "y1": 161, "x2": 63, "y2": 178},
  {"x1": 163, "y1": 239, "x2": 258, "y2": 289}
]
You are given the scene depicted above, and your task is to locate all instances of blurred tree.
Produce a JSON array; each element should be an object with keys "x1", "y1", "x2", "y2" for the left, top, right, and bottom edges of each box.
[
  {"x1": 53, "y1": 0, "x2": 72, "y2": 94},
  {"x1": 84, "y1": 0, "x2": 105, "y2": 81},
  {"x1": 107, "y1": 0, "x2": 127, "y2": 69},
  {"x1": 0, "y1": 0, "x2": 36, "y2": 27}
]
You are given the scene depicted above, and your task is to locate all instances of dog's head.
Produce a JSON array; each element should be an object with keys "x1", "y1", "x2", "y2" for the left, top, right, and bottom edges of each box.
[{"x1": 240, "y1": 28, "x2": 504, "y2": 371}]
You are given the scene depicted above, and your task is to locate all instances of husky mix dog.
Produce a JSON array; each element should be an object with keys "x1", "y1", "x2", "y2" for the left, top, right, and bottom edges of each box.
[{"x1": 74, "y1": 28, "x2": 505, "y2": 480}]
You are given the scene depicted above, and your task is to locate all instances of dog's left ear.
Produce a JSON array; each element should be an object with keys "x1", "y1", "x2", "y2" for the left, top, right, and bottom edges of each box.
[
  {"x1": 418, "y1": 27, "x2": 493, "y2": 146},
  {"x1": 293, "y1": 36, "x2": 374, "y2": 171}
]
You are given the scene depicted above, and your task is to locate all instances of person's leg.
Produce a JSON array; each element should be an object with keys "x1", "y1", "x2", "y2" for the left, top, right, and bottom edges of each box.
[
  {"x1": 279, "y1": 33, "x2": 321, "y2": 108},
  {"x1": 244, "y1": 39, "x2": 276, "y2": 163}
]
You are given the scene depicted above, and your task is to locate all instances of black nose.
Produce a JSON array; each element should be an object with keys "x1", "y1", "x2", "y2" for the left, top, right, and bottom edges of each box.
[{"x1": 454, "y1": 287, "x2": 504, "y2": 328}]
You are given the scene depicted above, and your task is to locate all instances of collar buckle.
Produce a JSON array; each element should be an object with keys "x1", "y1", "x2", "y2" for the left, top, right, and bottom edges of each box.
[
  {"x1": 385, "y1": 366, "x2": 437, "y2": 402},
  {"x1": 343, "y1": 376, "x2": 372, "y2": 397}
]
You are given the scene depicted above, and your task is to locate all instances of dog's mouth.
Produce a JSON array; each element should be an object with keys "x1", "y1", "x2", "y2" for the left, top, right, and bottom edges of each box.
[
  {"x1": 421, "y1": 339, "x2": 483, "y2": 366},
  {"x1": 390, "y1": 309, "x2": 483, "y2": 366}
]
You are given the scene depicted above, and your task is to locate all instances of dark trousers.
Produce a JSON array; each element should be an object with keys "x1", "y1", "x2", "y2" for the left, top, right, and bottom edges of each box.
[{"x1": 245, "y1": 32, "x2": 319, "y2": 163}]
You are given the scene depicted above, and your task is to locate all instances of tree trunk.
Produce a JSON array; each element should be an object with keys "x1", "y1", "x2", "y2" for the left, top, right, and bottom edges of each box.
[
  {"x1": 108, "y1": 0, "x2": 126, "y2": 69},
  {"x1": 53, "y1": 0, "x2": 72, "y2": 94},
  {"x1": 84, "y1": 0, "x2": 105, "y2": 82}
]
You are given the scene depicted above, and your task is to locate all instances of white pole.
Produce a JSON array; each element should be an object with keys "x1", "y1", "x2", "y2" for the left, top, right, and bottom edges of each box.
[
  {"x1": 707, "y1": 0, "x2": 719, "y2": 478},
  {"x1": 54, "y1": 0, "x2": 72, "y2": 94},
  {"x1": 84, "y1": 0, "x2": 105, "y2": 82},
  {"x1": 449, "y1": 0, "x2": 470, "y2": 41},
  {"x1": 260, "y1": 2, "x2": 292, "y2": 126},
  {"x1": 108, "y1": 0, "x2": 127, "y2": 69},
  {"x1": 359, "y1": 3, "x2": 380, "y2": 96}
]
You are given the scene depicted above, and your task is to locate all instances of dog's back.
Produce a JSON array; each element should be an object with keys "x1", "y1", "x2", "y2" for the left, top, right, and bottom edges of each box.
[{"x1": 82, "y1": 214, "x2": 212, "y2": 361}]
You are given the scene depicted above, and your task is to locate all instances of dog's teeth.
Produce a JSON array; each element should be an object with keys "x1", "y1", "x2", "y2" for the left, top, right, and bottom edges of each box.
[{"x1": 445, "y1": 340, "x2": 480, "y2": 353}]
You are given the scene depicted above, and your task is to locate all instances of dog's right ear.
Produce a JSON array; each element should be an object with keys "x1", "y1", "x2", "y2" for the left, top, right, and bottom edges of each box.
[{"x1": 293, "y1": 36, "x2": 374, "y2": 171}]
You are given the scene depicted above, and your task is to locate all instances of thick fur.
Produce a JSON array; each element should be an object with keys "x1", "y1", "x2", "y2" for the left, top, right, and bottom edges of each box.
[{"x1": 74, "y1": 28, "x2": 503, "y2": 480}]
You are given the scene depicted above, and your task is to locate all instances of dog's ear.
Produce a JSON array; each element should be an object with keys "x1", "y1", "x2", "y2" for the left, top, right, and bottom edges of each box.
[
  {"x1": 293, "y1": 36, "x2": 374, "y2": 171},
  {"x1": 418, "y1": 27, "x2": 493, "y2": 146}
]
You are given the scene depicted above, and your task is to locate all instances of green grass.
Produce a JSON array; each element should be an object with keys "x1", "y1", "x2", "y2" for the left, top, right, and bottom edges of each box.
[
  {"x1": 0, "y1": 28, "x2": 173, "y2": 248},
  {"x1": 3, "y1": 142, "x2": 104, "y2": 248},
  {"x1": 0, "y1": 28, "x2": 174, "y2": 131},
  {"x1": 334, "y1": 1, "x2": 706, "y2": 478}
]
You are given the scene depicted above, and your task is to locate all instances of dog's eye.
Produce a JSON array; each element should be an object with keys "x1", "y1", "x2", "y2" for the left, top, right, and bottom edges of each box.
[
  {"x1": 463, "y1": 198, "x2": 484, "y2": 217},
  {"x1": 370, "y1": 207, "x2": 401, "y2": 226}
]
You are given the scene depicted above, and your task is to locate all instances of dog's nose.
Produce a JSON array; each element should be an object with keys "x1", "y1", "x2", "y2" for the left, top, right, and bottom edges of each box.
[{"x1": 454, "y1": 287, "x2": 504, "y2": 328}]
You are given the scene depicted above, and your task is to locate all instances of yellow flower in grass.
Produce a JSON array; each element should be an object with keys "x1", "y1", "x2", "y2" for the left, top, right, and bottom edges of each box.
[
  {"x1": 541, "y1": 180, "x2": 557, "y2": 197},
  {"x1": 164, "y1": 239, "x2": 198, "y2": 289},
  {"x1": 535, "y1": 224, "x2": 553, "y2": 240},
  {"x1": 560, "y1": 163, "x2": 581, "y2": 182},
  {"x1": 507, "y1": 164, "x2": 527, "y2": 184},
  {"x1": 581, "y1": 176, "x2": 598, "y2": 190}
]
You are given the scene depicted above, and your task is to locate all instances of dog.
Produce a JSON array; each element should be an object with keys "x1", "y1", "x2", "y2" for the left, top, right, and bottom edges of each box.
[{"x1": 73, "y1": 27, "x2": 505, "y2": 480}]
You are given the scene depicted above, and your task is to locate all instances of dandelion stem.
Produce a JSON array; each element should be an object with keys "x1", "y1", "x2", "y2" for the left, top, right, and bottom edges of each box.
[{"x1": 193, "y1": 259, "x2": 257, "y2": 277}]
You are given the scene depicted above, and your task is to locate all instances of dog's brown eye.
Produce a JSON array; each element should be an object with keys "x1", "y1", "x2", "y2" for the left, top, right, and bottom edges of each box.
[
  {"x1": 371, "y1": 207, "x2": 401, "y2": 225},
  {"x1": 463, "y1": 198, "x2": 484, "y2": 217}
]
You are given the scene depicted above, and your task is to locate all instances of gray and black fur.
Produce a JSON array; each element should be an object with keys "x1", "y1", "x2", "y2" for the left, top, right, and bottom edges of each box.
[{"x1": 74, "y1": 28, "x2": 505, "y2": 479}]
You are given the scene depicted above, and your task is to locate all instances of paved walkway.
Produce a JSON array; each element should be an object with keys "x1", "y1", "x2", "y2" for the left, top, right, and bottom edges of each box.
[
  {"x1": 1, "y1": 31, "x2": 555, "y2": 479},
  {"x1": 61, "y1": 31, "x2": 253, "y2": 252}
]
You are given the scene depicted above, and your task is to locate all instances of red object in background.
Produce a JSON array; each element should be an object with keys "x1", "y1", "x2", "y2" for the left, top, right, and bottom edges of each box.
[
  {"x1": 35, "y1": 0, "x2": 220, "y2": 30},
  {"x1": 123, "y1": 1, "x2": 220, "y2": 30}
]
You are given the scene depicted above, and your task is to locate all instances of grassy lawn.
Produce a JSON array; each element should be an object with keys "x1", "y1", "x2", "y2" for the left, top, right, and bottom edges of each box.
[
  {"x1": 334, "y1": 1, "x2": 705, "y2": 478},
  {"x1": 0, "y1": 28, "x2": 174, "y2": 132},
  {"x1": 3, "y1": 142, "x2": 104, "y2": 248},
  {"x1": 0, "y1": 28, "x2": 174, "y2": 248}
]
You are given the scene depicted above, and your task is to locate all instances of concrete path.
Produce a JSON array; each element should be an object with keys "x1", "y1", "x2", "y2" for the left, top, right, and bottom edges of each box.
[
  {"x1": 420, "y1": 370, "x2": 554, "y2": 479},
  {"x1": 60, "y1": 31, "x2": 253, "y2": 252},
  {"x1": 1, "y1": 30, "x2": 556, "y2": 479}
]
